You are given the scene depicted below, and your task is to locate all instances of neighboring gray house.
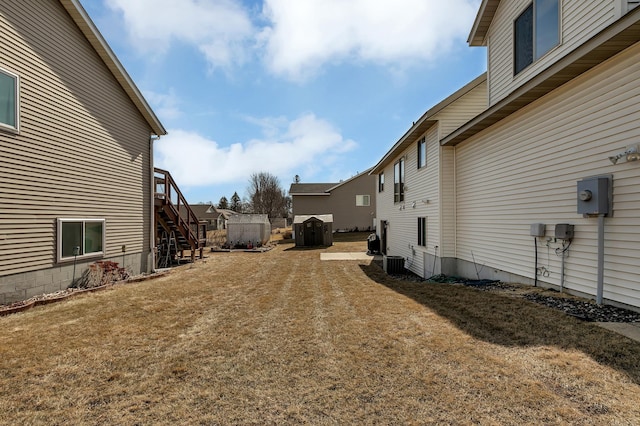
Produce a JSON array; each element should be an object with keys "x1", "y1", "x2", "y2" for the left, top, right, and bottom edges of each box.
[
  {"x1": 289, "y1": 169, "x2": 376, "y2": 232},
  {"x1": 0, "y1": 0, "x2": 166, "y2": 304}
]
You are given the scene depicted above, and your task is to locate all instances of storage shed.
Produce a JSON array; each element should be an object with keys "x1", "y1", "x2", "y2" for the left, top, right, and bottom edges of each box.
[
  {"x1": 227, "y1": 214, "x2": 271, "y2": 247},
  {"x1": 293, "y1": 215, "x2": 334, "y2": 247}
]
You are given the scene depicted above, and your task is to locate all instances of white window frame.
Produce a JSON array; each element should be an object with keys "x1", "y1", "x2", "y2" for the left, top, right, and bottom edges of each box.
[
  {"x1": 356, "y1": 194, "x2": 371, "y2": 207},
  {"x1": 0, "y1": 66, "x2": 20, "y2": 133},
  {"x1": 57, "y1": 218, "x2": 106, "y2": 262},
  {"x1": 378, "y1": 173, "x2": 384, "y2": 192},
  {"x1": 417, "y1": 137, "x2": 427, "y2": 169},
  {"x1": 394, "y1": 158, "x2": 405, "y2": 203},
  {"x1": 514, "y1": 0, "x2": 561, "y2": 75}
]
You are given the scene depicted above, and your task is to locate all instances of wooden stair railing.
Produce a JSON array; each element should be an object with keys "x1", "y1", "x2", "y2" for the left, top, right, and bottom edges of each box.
[{"x1": 154, "y1": 168, "x2": 207, "y2": 263}]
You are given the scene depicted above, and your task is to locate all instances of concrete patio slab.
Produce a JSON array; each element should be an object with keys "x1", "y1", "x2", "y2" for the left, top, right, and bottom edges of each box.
[
  {"x1": 596, "y1": 322, "x2": 640, "y2": 343},
  {"x1": 320, "y1": 253, "x2": 381, "y2": 261}
]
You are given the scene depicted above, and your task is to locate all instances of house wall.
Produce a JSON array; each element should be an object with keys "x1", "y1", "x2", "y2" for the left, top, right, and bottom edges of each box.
[
  {"x1": 487, "y1": 0, "x2": 618, "y2": 106},
  {"x1": 0, "y1": 0, "x2": 153, "y2": 303},
  {"x1": 376, "y1": 124, "x2": 441, "y2": 277},
  {"x1": 292, "y1": 174, "x2": 377, "y2": 232},
  {"x1": 455, "y1": 41, "x2": 640, "y2": 308}
]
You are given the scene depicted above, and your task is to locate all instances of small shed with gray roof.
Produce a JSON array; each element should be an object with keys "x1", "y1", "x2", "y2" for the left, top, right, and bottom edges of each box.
[{"x1": 293, "y1": 214, "x2": 334, "y2": 247}]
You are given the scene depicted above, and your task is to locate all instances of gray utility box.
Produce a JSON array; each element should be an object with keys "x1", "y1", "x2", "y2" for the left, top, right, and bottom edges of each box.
[
  {"x1": 577, "y1": 175, "x2": 612, "y2": 216},
  {"x1": 530, "y1": 223, "x2": 546, "y2": 237},
  {"x1": 555, "y1": 223, "x2": 575, "y2": 240}
]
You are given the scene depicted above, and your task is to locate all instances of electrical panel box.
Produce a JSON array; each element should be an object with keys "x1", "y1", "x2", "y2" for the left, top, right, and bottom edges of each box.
[
  {"x1": 555, "y1": 223, "x2": 574, "y2": 240},
  {"x1": 529, "y1": 223, "x2": 545, "y2": 237},
  {"x1": 577, "y1": 175, "x2": 612, "y2": 216}
]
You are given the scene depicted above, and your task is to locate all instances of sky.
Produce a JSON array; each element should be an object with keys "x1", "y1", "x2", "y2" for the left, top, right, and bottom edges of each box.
[{"x1": 79, "y1": 0, "x2": 487, "y2": 205}]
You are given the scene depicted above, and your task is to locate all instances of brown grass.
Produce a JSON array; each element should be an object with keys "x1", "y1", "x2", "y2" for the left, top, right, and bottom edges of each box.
[{"x1": 1, "y1": 233, "x2": 640, "y2": 424}]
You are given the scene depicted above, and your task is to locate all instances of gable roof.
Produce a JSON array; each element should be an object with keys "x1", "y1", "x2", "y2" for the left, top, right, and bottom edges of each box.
[
  {"x1": 59, "y1": 0, "x2": 166, "y2": 136},
  {"x1": 370, "y1": 73, "x2": 486, "y2": 175},
  {"x1": 443, "y1": 6, "x2": 640, "y2": 146},
  {"x1": 289, "y1": 183, "x2": 335, "y2": 195},
  {"x1": 293, "y1": 214, "x2": 334, "y2": 224},
  {"x1": 190, "y1": 204, "x2": 220, "y2": 219},
  {"x1": 468, "y1": 0, "x2": 501, "y2": 46},
  {"x1": 289, "y1": 168, "x2": 374, "y2": 196}
]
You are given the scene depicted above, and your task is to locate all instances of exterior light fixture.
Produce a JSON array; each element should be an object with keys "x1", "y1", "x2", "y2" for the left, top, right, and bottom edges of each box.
[{"x1": 609, "y1": 144, "x2": 639, "y2": 164}]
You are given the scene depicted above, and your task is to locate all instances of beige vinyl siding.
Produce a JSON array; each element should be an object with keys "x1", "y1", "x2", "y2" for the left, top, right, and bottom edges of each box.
[
  {"x1": 436, "y1": 82, "x2": 488, "y2": 139},
  {"x1": 0, "y1": 0, "x2": 152, "y2": 275},
  {"x1": 487, "y1": 0, "x2": 617, "y2": 105},
  {"x1": 439, "y1": 146, "x2": 456, "y2": 258},
  {"x1": 376, "y1": 125, "x2": 440, "y2": 276},
  {"x1": 456, "y1": 41, "x2": 640, "y2": 307}
]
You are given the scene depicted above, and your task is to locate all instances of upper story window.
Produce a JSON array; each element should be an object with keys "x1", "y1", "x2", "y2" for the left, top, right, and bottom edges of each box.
[
  {"x1": 514, "y1": 0, "x2": 560, "y2": 75},
  {"x1": 394, "y1": 158, "x2": 404, "y2": 203},
  {"x1": 417, "y1": 137, "x2": 427, "y2": 169},
  {"x1": 378, "y1": 173, "x2": 384, "y2": 192},
  {"x1": 356, "y1": 195, "x2": 370, "y2": 206},
  {"x1": 0, "y1": 67, "x2": 19, "y2": 131}
]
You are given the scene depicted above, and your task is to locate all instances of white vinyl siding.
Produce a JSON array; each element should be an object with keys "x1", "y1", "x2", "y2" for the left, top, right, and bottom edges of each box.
[
  {"x1": 455, "y1": 41, "x2": 640, "y2": 307},
  {"x1": 487, "y1": 0, "x2": 617, "y2": 105},
  {"x1": 0, "y1": 1, "x2": 152, "y2": 276}
]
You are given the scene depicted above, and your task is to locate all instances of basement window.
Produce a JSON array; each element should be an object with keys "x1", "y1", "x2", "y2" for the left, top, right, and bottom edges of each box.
[
  {"x1": 57, "y1": 219, "x2": 105, "y2": 262},
  {"x1": 0, "y1": 67, "x2": 19, "y2": 132}
]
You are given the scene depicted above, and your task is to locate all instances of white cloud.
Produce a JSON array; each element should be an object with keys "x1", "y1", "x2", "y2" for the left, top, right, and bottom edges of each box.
[
  {"x1": 105, "y1": 0, "x2": 253, "y2": 70},
  {"x1": 144, "y1": 89, "x2": 183, "y2": 121},
  {"x1": 258, "y1": 0, "x2": 480, "y2": 81},
  {"x1": 154, "y1": 113, "x2": 357, "y2": 187}
]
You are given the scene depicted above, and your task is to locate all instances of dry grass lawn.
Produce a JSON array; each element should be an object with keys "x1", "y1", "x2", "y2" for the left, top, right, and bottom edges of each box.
[{"x1": 2, "y1": 233, "x2": 640, "y2": 424}]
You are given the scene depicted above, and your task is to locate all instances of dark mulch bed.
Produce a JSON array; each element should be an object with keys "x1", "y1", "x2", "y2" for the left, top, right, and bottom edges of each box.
[{"x1": 380, "y1": 267, "x2": 640, "y2": 323}]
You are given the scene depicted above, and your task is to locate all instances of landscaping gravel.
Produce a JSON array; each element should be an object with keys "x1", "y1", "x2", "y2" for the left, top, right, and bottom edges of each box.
[{"x1": 523, "y1": 292, "x2": 640, "y2": 323}]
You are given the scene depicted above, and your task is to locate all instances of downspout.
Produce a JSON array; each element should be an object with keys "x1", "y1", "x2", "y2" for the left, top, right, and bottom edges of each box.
[{"x1": 150, "y1": 134, "x2": 160, "y2": 272}]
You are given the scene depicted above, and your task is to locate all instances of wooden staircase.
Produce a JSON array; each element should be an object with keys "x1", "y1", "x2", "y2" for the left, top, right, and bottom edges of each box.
[{"x1": 154, "y1": 168, "x2": 207, "y2": 268}]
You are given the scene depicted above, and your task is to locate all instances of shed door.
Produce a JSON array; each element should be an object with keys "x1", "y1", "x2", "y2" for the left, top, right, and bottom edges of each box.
[{"x1": 303, "y1": 219, "x2": 324, "y2": 246}]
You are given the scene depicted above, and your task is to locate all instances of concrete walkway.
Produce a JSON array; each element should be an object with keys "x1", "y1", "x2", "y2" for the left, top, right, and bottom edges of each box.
[
  {"x1": 320, "y1": 252, "x2": 382, "y2": 261},
  {"x1": 596, "y1": 322, "x2": 640, "y2": 343}
]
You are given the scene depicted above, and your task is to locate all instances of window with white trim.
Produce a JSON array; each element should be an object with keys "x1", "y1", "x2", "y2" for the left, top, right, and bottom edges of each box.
[
  {"x1": 514, "y1": 0, "x2": 560, "y2": 75},
  {"x1": 57, "y1": 219, "x2": 105, "y2": 261},
  {"x1": 356, "y1": 194, "x2": 370, "y2": 206},
  {"x1": 417, "y1": 137, "x2": 427, "y2": 169},
  {"x1": 378, "y1": 173, "x2": 384, "y2": 192},
  {"x1": 394, "y1": 158, "x2": 404, "y2": 203},
  {"x1": 0, "y1": 67, "x2": 19, "y2": 131}
]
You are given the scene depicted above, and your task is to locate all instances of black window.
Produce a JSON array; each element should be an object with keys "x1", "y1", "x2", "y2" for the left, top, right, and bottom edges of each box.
[
  {"x1": 418, "y1": 217, "x2": 427, "y2": 246},
  {"x1": 514, "y1": 0, "x2": 559, "y2": 75},
  {"x1": 378, "y1": 173, "x2": 384, "y2": 192}
]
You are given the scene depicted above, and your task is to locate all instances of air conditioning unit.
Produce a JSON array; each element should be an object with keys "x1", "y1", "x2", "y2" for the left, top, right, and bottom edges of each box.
[{"x1": 383, "y1": 255, "x2": 405, "y2": 274}]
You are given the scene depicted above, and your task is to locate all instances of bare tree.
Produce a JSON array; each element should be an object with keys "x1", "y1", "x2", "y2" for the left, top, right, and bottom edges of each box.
[{"x1": 247, "y1": 172, "x2": 287, "y2": 218}]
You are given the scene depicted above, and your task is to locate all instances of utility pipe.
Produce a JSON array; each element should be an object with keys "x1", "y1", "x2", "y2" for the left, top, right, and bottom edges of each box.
[
  {"x1": 534, "y1": 237, "x2": 538, "y2": 287},
  {"x1": 596, "y1": 214, "x2": 605, "y2": 305}
]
